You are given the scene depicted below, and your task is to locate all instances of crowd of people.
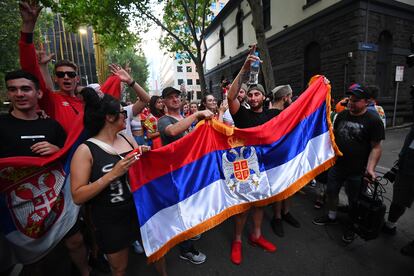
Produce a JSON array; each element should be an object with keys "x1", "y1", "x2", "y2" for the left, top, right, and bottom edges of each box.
[{"x1": 1, "y1": 1, "x2": 414, "y2": 276}]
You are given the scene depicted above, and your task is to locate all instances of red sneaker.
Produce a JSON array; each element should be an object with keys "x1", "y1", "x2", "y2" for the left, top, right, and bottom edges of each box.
[
  {"x1": 231, "y1": 241, "x2": 242, "y2": 265},
  {"x1": 249, "y1": 234, "x2": 277, "y2": 252}
]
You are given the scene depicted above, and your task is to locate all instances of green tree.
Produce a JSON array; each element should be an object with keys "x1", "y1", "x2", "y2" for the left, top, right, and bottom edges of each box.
[
  {"x1": 134, "y1": 0, "x2": 213, "y2": 94},
  {"x1": 247, "y1": 0, "x2": 275, "y2": 93},
  {"x1": 38, "y1": 0, "x2": 213, "y2": 94},
  {"x1": 0, "y1": 1, "x2": 20, "y2": 101},
  {"x1": 106, "y1": 46, "x2": 149, "y2": 102},
  {"x1": 39, "y1": 0, "x2": 141, "y2": 50}
]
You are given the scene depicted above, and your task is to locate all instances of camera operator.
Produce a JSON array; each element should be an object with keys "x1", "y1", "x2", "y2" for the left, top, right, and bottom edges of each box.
[
  {"x1": 383, "y1": 83, "x2": 414, "y2": 257},
  {"x1": 313, "y1": 84, "x2": 385, "y2": 244}
]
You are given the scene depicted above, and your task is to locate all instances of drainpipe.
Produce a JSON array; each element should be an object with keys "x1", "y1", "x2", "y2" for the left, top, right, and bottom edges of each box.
[{"x1": 362, "y1": 0, "x2": 370, "y2": 83}]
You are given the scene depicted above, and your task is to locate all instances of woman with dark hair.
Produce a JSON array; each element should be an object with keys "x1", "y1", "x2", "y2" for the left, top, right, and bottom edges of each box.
[
  {"x1": 143, "y1": 96, "x2": 165, "y2": 149},
  {"x1": 200, "y1": 94, "x2": 227, "y2": 122},
  {"x1": 70, "y1": 88, "x2": 166, "y2": 276}
]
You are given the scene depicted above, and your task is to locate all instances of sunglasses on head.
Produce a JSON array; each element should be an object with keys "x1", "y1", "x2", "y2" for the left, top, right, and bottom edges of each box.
[{"x1": 56, "y1": 71, "x2": 77, "y2": 78}]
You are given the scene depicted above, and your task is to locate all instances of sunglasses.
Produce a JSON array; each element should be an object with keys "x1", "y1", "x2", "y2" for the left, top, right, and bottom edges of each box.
[
  {"x1": 117, "y1": 110, "x2": 128, "y2": 118},
  {"x1": 56, "y1": 71, "x2": 77, "y2": 78}
]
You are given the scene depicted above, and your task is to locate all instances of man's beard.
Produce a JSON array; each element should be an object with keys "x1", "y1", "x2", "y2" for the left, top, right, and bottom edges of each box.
[{"x1": 283, "y1": 101, "x2": 291, "y2": 109}]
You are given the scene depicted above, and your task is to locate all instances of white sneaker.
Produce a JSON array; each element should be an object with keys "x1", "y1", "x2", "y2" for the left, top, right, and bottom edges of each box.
[
  {"x1": 179, "y1": 249, "x2": 206, "y2": 264},
  {"x1": 132, "y1": 240, "x2": 144, "y2": 254}
]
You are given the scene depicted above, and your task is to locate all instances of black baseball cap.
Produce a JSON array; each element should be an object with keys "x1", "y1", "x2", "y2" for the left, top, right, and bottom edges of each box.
[
  {"x1": 162, "y1": 87, "x2": 181, "y2": 98},
  {"x1": 346, "y1": 83, "x2": 370, "y2": 99}
]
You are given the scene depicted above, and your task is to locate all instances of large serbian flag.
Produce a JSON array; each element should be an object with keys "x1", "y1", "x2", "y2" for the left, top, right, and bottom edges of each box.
[
  {"x1": 129, "y1": 75, "x2": 341, "y2": 262},
  {"x1": 0, "y1": 124, "x2": 86, "y2": 265}
]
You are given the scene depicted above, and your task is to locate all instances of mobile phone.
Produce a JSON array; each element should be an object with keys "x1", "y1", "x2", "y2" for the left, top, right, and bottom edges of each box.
[{"x1": 126, "y1": 148, "x2": 141, "y2": 158}]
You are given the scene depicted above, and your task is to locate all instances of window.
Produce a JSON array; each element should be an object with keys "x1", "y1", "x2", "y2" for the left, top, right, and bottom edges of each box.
[
  {"x1": 177, "y1": 66, "x2": 183, "y2": 72},
  {"x1": 219, "y1": 2, "x2": 225, "y2": 9},
  {"x1": 376, "y1": 31, "x2": 393, "y2": 97},
  {"x1": 304, "y1": 42, "x2": 321, "y2": 89},
  {"x1": 178, "y1": 79, "x2": 184, "y2": 85},
  {"x1": 196, "y1": 79, "x2": 200, "y2": 85},
  {"x1": 211, "y1": 2, "x2": 216, "y2": 10},
  {"x1": 186, "y1": 66, "x2": 192, "y2": 72},
  {"x1": 219, "y1": 27, "x2": 225, "y2": 57},
  {"x1": 197, "y1": 91, "x2": 202, "y2": 100},
  {"x1": 209, "y1": 80, "x2": 213, "y2": 93},
  {"x1": 236, "y1": 10, "x2": 244, "y2": 47},
  {"x1": 262, "y1": 0, "x2": 271, "y2": 30},
  {"x1": 187, "y1": 79, "x2": 193, "y2": 85}
]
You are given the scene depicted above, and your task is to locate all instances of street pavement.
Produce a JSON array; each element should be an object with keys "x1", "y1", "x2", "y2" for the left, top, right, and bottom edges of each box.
[{"x1": 6, "y1": 126, "x2": 414, "y2": 276}]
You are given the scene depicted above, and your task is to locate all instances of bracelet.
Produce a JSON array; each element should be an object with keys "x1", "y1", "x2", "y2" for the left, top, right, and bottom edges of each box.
[{"x1": 128, "y1": 80, "x2": 136, "y2": 87}]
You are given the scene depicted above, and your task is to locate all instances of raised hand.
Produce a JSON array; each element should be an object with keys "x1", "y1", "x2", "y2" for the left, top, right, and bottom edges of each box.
[
  {"x1": 36, "y1": 49, "x2": 55, "y2": 65},
  {"x1": 19, "y1": 1, "x2": 42, "y2": 32},
  {"x1": 109, "y1": 64, "x2": 133, "y2": 84},
  {"x1": 240, "y1": 44, "x2": 261, "y2": 73}
]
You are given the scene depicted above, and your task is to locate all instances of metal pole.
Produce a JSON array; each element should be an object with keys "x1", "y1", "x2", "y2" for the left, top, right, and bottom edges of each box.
[
  {"x1": 79, "y1": 33, "x2": 88, "y2": 85},
  {"x1": 392, "y1": 82, "x2": 400, "y2": 126}
]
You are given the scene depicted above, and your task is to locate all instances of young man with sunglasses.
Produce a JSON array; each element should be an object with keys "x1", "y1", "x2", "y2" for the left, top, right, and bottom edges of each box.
[{"x1": 18, "y1": 2, "x2": 150, "y2": 136}]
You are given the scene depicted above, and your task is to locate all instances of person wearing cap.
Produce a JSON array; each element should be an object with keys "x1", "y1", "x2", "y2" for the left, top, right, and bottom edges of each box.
[
  {"x1": 313, "y1": 83, "x2": 385, "y2": 244},
  {"x1": 268, "y1": 84, "x2": 301, "y2": 237},
  {"x1": 226, "y1": 46, "x2": 278, "y2": 265},
  {"x1": 157, "y1": 87, "x2": 213, "y2": 264}
]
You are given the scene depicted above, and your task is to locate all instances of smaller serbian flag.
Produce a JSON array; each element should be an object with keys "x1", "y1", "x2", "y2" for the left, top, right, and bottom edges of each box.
[{"x1": 128, "y1": 76, "x2": 341, "y2": 262}]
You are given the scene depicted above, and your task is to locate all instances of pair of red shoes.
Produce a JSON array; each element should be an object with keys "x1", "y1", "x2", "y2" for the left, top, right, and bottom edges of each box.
[{"x1": 231, "y1": 235, "x2": 276, "y2": 265}]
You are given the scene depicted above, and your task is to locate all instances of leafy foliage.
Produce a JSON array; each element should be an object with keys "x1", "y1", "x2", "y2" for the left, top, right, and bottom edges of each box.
[
  {"x1": 106, "y1": 46, "x2": 149, "y2": 101},
  {"x1": 39, "y1": 0, "x2": 144, "y2": 50}
]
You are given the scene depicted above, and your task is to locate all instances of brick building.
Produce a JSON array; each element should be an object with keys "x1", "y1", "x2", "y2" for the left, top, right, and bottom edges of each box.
[{"x1": 204, "y1": 0, "x2": 414, "y2": 125}]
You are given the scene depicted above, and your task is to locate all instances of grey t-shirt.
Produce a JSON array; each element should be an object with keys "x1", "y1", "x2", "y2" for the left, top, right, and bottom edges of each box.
[{"x1": 158, "y1": 115, "x2": 188, "y2": 146}]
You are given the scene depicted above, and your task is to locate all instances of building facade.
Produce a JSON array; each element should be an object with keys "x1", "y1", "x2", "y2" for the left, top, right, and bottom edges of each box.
[
  {"x1": 42, "y1": 14, "x2": 98, "y2": 86},
  {"x1": 204, "y1": 0, "x2": 414, "y2": 125}
]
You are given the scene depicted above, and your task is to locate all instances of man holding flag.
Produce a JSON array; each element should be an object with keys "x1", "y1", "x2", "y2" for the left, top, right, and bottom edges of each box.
[
  {"x1": 0, "y1": 70, "x2": 90, "y2": 275},
  {"x1": 226, "y1": 47, "x2": 279, "y2": 265}
]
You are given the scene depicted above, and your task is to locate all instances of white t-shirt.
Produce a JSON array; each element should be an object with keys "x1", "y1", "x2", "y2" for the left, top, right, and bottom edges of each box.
[
  {"x1": 122, "y1": 104, "x2": 142, "y2": 136},
  {"x1": 223, "y1": 109, "x2": 234, "y2": 126}
]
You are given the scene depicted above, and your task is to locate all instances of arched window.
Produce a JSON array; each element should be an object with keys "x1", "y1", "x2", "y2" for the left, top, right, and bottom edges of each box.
[
  {"x1": 209, "y1": 79, "x2": 213, "y2": 94},
  {"x1": 262, "y1": 0, "x2": 271, "y2": 30},
  {"x1": 304, "y1": 42, "x2": 321, "y2": 88},
  {"x1": 236, "y1": 9, "x2": 244, "y2": 47},
  {"x1": 376, "y1": 31, "x2": 393, "y2": 97},
  {"x1": 219, "y1": 27, "x2": 225, "y2": 57}
]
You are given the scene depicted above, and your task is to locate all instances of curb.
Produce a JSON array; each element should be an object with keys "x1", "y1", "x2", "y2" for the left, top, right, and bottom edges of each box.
[{"x1": 386, "y1": 123, "x2": 413, "y2": 130}]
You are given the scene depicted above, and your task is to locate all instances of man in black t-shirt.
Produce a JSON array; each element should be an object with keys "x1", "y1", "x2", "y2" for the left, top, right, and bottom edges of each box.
[
  {"x1": 227, "y1": 46, "x2": 277, "y2": 265},
  {"x1": 1, "y1": 70, "x2": 90, "y2": 276},
  {"x1": 313, "y1": 84, "x2": 385, "y2": 244},
  {"x1": 1, "y1": 70, "x2": 66, "y2": 158}
]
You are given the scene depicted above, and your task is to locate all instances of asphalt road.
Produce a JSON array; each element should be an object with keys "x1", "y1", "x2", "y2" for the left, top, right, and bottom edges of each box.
[{"x1": 5, "y1": 126, "x2": 413, "y2": 276}]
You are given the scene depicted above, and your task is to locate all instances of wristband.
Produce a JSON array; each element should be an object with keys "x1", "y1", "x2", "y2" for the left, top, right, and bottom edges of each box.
[{"x1": 128, "y1": 80, "x2": 136, "y2": 87}]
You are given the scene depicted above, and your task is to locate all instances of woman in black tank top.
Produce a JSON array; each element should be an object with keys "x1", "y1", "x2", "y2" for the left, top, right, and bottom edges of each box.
[{"x1": 70, "y1": 88, "x2": 165, "y2": 276}]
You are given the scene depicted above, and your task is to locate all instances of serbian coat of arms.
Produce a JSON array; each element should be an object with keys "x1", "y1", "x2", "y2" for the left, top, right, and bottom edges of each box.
[
  {"x1": 222, "y1": 146, "x2": 269, "y2": 200},
  {"x1": 1, "y1": 163, "x2": 66, "y2": 239}
]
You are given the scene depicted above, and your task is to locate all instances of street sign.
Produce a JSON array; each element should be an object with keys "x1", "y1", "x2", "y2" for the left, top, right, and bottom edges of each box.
[
  {"x1": 395, "y1": 66, "x2": 404, "y2": 82},
  {"x1": 358, "y1": 42, "x2": 378, "y2": 52}
]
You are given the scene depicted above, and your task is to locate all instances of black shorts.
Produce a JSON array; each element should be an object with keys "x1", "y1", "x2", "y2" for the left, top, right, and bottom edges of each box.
[
  {"x1": 64, "y1": 217, "x2": 82, "y2": 239},
  {"x1": 91, "y1": 201, "x2": 141, "y2": 254}
]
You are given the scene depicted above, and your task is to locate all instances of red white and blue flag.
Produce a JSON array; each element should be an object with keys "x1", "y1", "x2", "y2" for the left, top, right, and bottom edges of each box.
[
  {"x1": 0, "y1": 127, "x2": 85, "y2": 264},
  {"x1": 129, "y1": 76, "x2": 341, "y2": 262}
]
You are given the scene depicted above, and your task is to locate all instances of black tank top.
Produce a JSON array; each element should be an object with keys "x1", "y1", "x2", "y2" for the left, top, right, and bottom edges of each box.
[{"x1": 84, "y1": 140, "x2": 133, "y2": 209}]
